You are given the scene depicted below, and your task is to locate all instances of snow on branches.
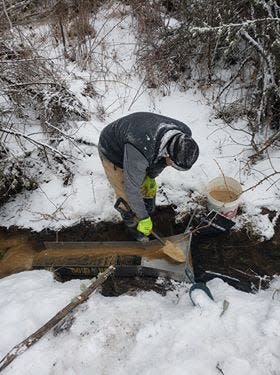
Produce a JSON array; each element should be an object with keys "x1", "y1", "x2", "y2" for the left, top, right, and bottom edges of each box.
[{"x1": 135, "y1": 0, "x2": 280, "y2": 139}]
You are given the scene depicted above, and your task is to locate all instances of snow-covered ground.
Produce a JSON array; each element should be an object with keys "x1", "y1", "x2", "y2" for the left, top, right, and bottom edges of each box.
[
  {"x1": 1, "y1": 271, "x2": 280, "y2": 375},
  {"x1": 1, "y1": 4, "x2": 280, "y2": 374},
  {"x1": 0, "y1": 4, "x2": 279, "y2": 238}
]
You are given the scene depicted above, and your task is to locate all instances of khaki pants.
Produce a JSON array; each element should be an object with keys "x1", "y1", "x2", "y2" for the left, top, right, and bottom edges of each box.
[
  {"x1": 100, "y1": 156, "x2": 128, "y2": 202},
  {"x1": 99, "y1": 153, "x2": 155, "y2": 220}
]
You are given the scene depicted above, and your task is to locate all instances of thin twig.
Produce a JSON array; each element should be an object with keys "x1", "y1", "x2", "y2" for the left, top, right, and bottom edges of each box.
[
  {"x1": 2, "y1": 0, "x2": 13, "y2": 30},
  {"x1": 214, "y1": 159, "x2": 235, "y2": 199},
  {"x1": 216, "y1": 57, "x2": 251, "y2": 101},
  {"x1": 128, "y1": 78, "x2": 146, "y2": 111}
]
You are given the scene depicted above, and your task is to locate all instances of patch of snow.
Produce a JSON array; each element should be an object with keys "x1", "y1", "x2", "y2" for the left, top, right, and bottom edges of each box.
[{"x1": 0, "y1": 271, "x2": 280, "y2": 374}]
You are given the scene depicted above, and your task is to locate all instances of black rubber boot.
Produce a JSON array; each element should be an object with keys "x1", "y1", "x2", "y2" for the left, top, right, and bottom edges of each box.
[
  {"x1": 144, "y1": 197, "x2": 156, "y2": 215},
  {"x1": 127, "y1": 227, "x2": 149, "y2": 242}
]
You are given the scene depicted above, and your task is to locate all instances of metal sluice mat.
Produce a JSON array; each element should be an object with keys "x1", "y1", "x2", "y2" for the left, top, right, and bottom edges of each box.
[{"x1": 33, "y1": 233, "x2": 193, "y2": 281}]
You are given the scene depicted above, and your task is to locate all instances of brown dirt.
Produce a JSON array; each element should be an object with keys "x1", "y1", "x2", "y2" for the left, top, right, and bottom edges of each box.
[
  {"x1": 0, "y1": 232, "x2": 43, "y2": 278},
  {"x1": 0, "y1": 205, "x2": 279, "y2": 295},
  {"x1": 192, "y1": 215, "x2": 280, "y2": 292}
]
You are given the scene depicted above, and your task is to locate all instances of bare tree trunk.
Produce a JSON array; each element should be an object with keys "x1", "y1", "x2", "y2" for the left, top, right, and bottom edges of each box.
[{"x1": 0, "y1": 265, "x2": 115, "y2": 372}]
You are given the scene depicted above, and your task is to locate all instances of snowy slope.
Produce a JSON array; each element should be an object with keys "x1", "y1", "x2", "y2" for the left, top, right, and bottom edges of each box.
[{"x1": 0, "y1": 4, "x2": 279, "y2": 238}]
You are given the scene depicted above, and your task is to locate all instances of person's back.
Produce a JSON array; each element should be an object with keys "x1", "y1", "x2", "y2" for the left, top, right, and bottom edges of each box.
[
  {"x1": 98, "y1": 112, "x2": 199, "y2": 241},
  {"x1": 98, "y1": 112, "x2": 192, "y2": 169}
]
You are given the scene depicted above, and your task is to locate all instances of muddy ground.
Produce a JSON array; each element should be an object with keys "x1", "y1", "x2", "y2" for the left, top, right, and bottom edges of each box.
[{"x1": 0, "y1": 205, "x2": 280, "y2": 296}]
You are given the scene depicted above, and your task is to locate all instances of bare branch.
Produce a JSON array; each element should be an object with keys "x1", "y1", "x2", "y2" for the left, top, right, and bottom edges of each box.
[
  {"x1": 189, "y1": 17, "x2": 280, "y2": 34},
  {"x1": 2, "y1": 0, "x2": 13, "y2": 30},
  {"x1": 0, "y1": 127, "x2": 70, "y2": 160},
  {"x1": 249, "y1": 131, "x2": 280, "y2": 161},
  {"x1": 242, "y1": 172, "x2": 280, "y2": 194}
]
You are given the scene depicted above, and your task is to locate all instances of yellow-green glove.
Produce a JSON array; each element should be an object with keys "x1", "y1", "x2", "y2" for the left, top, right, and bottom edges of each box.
[
  {"x1": 140, "y1": 176, "x2": 157, "y2": 198},
  {"x1": 137, "y1": 217, "x2": 153, "y2": 236}
]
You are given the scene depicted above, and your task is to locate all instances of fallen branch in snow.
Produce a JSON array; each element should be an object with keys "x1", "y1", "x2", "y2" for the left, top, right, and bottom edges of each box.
[
  {"x1": 248, "y1": 130, "x2": 280, "y2": 162},
  {"x1": 214, "y1": 156, "x2": 280, "y2": 197},
  {"x1": 241, "y1": 171, "x2": 280, "y2": 194},
  {"x1": 0, "y1": 127, "x2": 71, "y2": 161},
  {"x1": 27, "y1": 189, "x2": 74, "y2": 222},
  {"x1": 0, "y1": 266, "x2": 115, "y2": 373},
  {"x1": 45, "y1": 121, "x2": 98, "y2": 153},
  {"x1": 230, "y1": 267, "x2": 270, "y2": 290},
  {"x1": 216, "y1": 362, "x2": 225, "y2": 375}
]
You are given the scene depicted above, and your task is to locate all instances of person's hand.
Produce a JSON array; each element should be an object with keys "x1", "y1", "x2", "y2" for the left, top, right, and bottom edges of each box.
[
  {"x1": 137, "y1": 217, "x2": 153, "y2": 236},
  {"x1": 140, "y1": 176, "x2": 157, "y2": 198}
]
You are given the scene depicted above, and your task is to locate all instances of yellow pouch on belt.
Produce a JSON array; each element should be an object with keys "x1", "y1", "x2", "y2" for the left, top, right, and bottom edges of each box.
[{"x1": 140, "y1": 176, "x2": 157, "y2": 198}]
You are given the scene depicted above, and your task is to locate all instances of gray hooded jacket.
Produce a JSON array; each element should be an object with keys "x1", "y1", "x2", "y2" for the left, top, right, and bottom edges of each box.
[{"x1": 98, "y1": 112, "x2": 193, "y2": 219}]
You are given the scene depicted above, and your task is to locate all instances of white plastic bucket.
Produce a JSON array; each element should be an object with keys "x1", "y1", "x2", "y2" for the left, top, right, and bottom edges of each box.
[{"x1": 207, "y1": 176, "x2": 242, "y2": 218}]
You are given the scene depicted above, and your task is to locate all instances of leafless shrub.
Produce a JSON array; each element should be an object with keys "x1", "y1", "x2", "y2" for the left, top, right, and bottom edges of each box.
[
  {"x1": 49, "y1": 0, "x2": 102, "y2": 64},
  {"x1": 0, "y1": 0, "x2": 50, "y2": 32},
  {"x1": 215, "y1": 99, "x2": 252, "y2": 124},
  {"x1": 129, "y1": 0, "x2": 170, "y2": 88},
  {"x1": 131, "y1": 0, "x2": 280, "y2": 157},
  {"x1": 130, "y1": 0, "x2": 163, "y2": 37},
  {"x1": 0, "y1": 43, "x2": 89, "y2": 121},
  {"x1": 0, "y1": 2, "x2": 94, "y2": 205},
  {"x1": 0, "y1": 157, "x2": 38, "y2": 205}
]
